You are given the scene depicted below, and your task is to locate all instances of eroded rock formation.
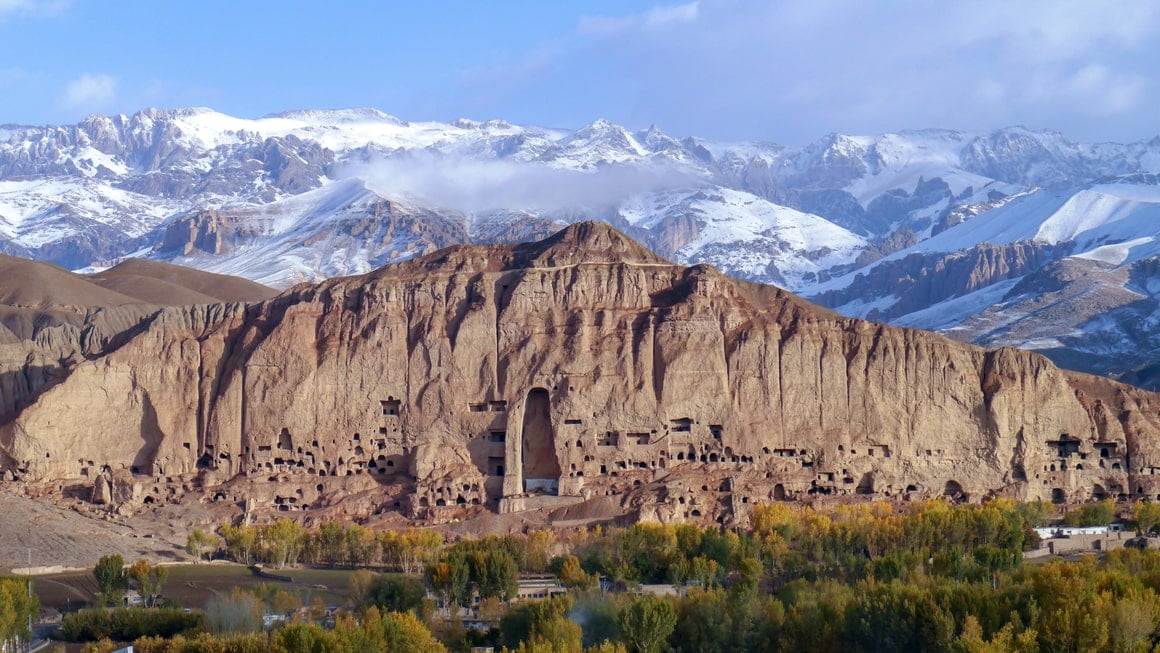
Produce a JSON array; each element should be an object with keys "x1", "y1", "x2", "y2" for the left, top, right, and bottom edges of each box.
[{"x1": 3, "y1": 223, "x2": 1160, "y2": 527}]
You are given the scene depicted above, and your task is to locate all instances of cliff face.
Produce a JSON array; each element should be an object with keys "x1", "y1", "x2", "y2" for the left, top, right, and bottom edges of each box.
[
  {"x1": 812, "y1": 241, "x2": 1066, "y2": 322},
  {"x1": 3, "y1": 222, "x2": 1160, "y2": 525}
]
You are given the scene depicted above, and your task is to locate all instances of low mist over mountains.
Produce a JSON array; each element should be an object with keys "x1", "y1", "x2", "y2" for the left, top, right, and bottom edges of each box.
[{"x1": 3, "y1": 107, "x2": 1160, "y2": 385}]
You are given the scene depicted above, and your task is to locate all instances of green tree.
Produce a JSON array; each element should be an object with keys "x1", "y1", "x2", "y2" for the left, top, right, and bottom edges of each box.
[
  {"x1": 617, "y1": 594, "x2": 677, "y2": 653},
  {"x1": 1063, "y1": 499, "x2": 1116, "y2": 527},
  {"x1": 349, "y1": 569, "x2": 376, "y2": 608},
  {"x1": 343, "y1": 607, "x2": 447, "y2": 653},
  {"x1": 512, "y1": 615, "x2": 584, "y2": 653},
  {"x1": 262, "y1": 519, "x2": 304, "y2": 568},
  {"x1": 560, "y1": 555, "x2": 597, "y2": 591},
  {"x1": 955, "y1": 615, "x2": 1039, "y2": 653},
  {"x1": 0, "y1": 576, "x2": 39, "y2": 652},
  {"x1": 367, "y1": 574, "x2": 427, "y2": 615},
  {"x1": 1032, "y1": 560, "x2": 1110, "y2": 653},
  {"x1": 1105, "y1": 594, "x2": 1158, "y2": 653},
  {"x1": 127, "y1": 560, "x2": 168, "y2": 608},
  {"x1": 1133, "y1": 501, "x2": 1160, "y2": 536},
  {"x1": 219, "y1": 523, "x2": 259, "y2": 564},
  {"x1": 844, "y1": 581, "x2": 954, "y2": 653},
  {"x1": 346, "y1": 523, "x2": 378, "y2": 566},
  {"x1": 502, "y1": 595, "x2": 575, "y2": 651},
  {"x1": 619, "y1": 524, "x2": 680, "y2": 584},
  {"x1": 275, "y1": 622, "x2": 339, "y2": 651},
  {"x1": 93, "y1": 554, "x2": 127, "y2": 605},
  {"x1": 317, "y1": 521, "x2": 347, "y2": 567},
  {"x1": 203, "y1": 588, "x2": 264, "y2": 635},
  {"x1": 473, "y1": 550, "x2": 518, "y2": 601},
  {"x1": 521, "y1": 530, "x2": 558, "y2": 573},
  {"x1": 673, "y1": 588, "x2": 732, "y2": 653},
  {"x1": 380, "y1": 529, "x2": 444, "y2": 574},
  {"x1": 425, "y1": 561, "x2": 452, "y2": 609},
  {"x1": 1016, "y1": 500, "x2": 1053, "y2": 529},
  {"x1": 185, "y1": 529, "x2": 218, "y2": 563}
]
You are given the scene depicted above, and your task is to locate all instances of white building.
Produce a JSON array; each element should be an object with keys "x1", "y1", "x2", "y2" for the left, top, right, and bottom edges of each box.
[{"x1": 1035, "y1": 523, "x2": 1124, "y2": 539}]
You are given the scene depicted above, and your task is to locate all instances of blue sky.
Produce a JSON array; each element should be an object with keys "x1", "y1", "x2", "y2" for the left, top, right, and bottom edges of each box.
[{"x1": 1, "y1": 0, "x2": 1158, "y2": 145}]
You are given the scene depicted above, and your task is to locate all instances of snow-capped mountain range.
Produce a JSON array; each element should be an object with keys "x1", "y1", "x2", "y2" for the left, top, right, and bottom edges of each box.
[{"x1": 4, "y1": 107, "x2": 1160, "y2": 386}]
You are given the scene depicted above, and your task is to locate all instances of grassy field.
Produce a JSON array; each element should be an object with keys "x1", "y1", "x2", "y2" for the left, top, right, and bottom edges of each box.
[
  {"x1": 277, "y1": 568, "x2": 360, "y2": 591},
  {"x1": 34, "y1": 564, "x2": 357, "y2": 614}
]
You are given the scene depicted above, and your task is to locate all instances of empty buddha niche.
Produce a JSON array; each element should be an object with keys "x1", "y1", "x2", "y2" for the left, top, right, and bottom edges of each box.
[{"x1": 521, "y1": 388, "x2": 560, "y2": 494}]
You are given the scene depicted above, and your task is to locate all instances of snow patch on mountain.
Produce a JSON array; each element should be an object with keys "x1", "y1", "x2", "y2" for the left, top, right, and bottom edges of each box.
[
  {"x1": 893, "y1": 279, "x2": 1022, "y2": 332},
  {"x1": 1072, "y1": 238, "x2": 1155, "y2": 266},
  {"x1": 622, "y1": 187, "x2": 866, "y2": 287},
  {"x1": 0, "y1": 178, "x2": 180, "y2": 246}
]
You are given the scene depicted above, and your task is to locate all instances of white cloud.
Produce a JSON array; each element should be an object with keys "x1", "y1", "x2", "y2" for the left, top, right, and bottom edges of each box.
[
  {"x1": 61, "y1": 73, "x2": 118, "y2": 110},
  {"x1": 345, "y1": 154, "x2": 704, "y2": 215},
  {"x1": 444, "y1": 0, "x2": 1160, "y2": 144},
  {"x1": 1022, "y1": 65, "x2": 1146, "y2": 117},
  {"x1": 0, "y1": 0, "x2": 69, "y2": 18},
  {"x1": 944, "y1": 1, "x2": 1160, "y2": 62},
  {"x1": 578, "y1": 1, "x2": 698, "y2": 35},
  {"x1": 642, "y1": 2, "x2": 698, "y2": 29},
  {"x1": 973, "y1": 79, "x2": 1006, "y2": 107}
]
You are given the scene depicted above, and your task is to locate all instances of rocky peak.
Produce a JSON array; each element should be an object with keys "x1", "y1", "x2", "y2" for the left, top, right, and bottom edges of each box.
[
  {"x1": 360, "y1": 221, "x2": 670, "y2": 282},
  {"x1": 517, "y1": 221, "x2": 668, "y2": 268}
]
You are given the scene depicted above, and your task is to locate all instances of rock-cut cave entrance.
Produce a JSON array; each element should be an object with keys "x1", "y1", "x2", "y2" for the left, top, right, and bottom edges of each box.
[{"x1": 521, "y1": 388, "x2": 561, "y2": 494}]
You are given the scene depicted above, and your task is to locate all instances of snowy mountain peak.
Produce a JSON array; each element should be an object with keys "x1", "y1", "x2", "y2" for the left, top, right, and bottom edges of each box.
[
  {"x1": 636, "y1": 124, "x2": 684, "y2": 155},
  {"x1": 537, "y1": 118, "x2": 651, "y2": 167},
  {"x1": 7, "y1": 107, "x2": 1160, "y2": 386},
  {"x1": 263, "y1": 108, "x2": 406, "y2": 125}
]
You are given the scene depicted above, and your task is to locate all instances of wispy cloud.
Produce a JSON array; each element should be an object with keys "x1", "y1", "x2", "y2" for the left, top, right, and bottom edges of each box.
[
  {"x1": 0, "y1": 0, "x2": 69, "y2": 18},
  {"x1": 60, "y1": 73, "x2": 118, "y2": 110},
  {"x1": 451, "y1": 0, "x2": 1160, "y2": 144},
  {"x1": 344, "y1": 153, "x2": 705, "y2": 215},
  {"x1": 1022, "y1": 65, "x2": 1146, "y2": 116},
  {"x1": 578, "y1": 2, "x2": 699, "y2": 35}
]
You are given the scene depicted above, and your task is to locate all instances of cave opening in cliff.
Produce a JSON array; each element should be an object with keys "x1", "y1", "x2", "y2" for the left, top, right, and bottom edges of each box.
[
  {"x1": 381, "y1": 397, "x2": 401, "y2": 416},
  {"x1": 521, "y1": 387, "x2": 560, "y2": 494},
  {"x1": 944, "y1": 480, "x2": 967, "y2": 502}
]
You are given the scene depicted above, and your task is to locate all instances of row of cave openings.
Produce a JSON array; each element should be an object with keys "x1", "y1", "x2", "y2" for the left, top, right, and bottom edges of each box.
[
  {"x1": 179, "y1": 401, "x2": 1153, "y2": 514},
  {"x1": 765, "y1": 479, "x2": 971, "y2": 502},
  {"x1": 190, "y1": 395, "x2": 410, "y2": 483}
]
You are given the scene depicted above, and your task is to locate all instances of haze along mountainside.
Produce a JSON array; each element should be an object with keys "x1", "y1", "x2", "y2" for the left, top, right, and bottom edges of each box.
[
  {"x1": 2, "y1": 223, "x2": 1160, "y2": 529},
  {"x1": 5, "y1": 109, "x2": 1160, "y2": 385}
]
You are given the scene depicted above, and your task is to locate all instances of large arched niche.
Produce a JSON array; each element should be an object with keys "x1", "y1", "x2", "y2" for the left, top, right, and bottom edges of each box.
[{"x1": 520, "y1": 387, "x2": 560, "y2": 494}]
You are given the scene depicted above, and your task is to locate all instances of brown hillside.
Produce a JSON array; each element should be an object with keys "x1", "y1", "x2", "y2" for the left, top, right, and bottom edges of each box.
[
  {"x1": 85, "y1": 258, "x2": 278, "y2": 304},
  {"x1": 0, "y1": 255, "x2": 139, "y2": 307}
]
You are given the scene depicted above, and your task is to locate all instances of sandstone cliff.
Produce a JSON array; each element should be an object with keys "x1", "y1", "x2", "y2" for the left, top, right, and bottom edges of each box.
[{"x1": 3, "y1": 223, "x2": 1159, "y2": 526}]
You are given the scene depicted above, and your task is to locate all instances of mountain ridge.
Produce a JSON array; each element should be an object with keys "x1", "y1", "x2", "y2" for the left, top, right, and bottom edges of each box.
[
  {"x1": 3, "y1": 223, "x2": 1159, "y2": 529},
  {"x1": 5, "y1": 107, "x2": 1160, "y2": 386}
]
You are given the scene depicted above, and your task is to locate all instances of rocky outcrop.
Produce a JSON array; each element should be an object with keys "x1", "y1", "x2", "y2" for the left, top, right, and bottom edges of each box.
[
  {"x1": 813, "y1": 241, "x2": 1066, "y2": 321},
  {"x1": 158, "y1": 196, "x2": 471, "y2": 279},
  {"x1": 2, "y1": 223, "x2": 1160, "y2": 527},
  {"x1": 159, "y1": 211, "x2": 237, "y2": 256}
]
